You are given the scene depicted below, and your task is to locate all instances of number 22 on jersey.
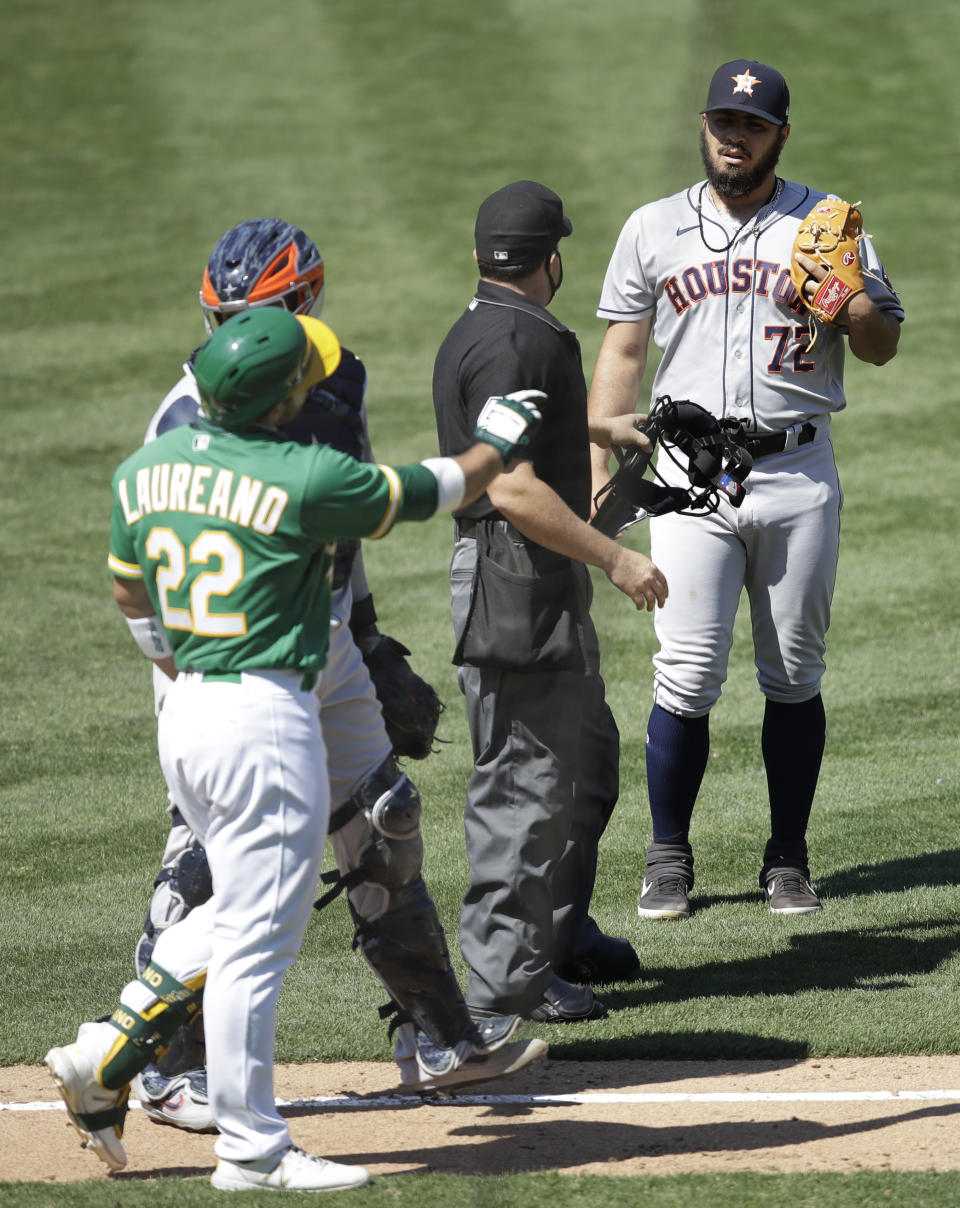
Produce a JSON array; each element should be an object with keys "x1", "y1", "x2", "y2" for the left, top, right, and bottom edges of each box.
[{"x1": 146, "y1": 527, "x2": 247, "y2": 637}]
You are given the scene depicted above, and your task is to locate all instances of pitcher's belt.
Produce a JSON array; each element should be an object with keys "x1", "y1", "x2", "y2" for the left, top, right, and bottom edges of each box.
[{"x1": 744, "y1": 422, "x2": 817, "y2": 459}]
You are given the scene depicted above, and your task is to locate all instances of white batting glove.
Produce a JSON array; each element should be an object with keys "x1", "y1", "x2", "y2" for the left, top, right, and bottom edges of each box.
[{"x1": 474, "y1": 389, "x2": 546, "y2": 464}]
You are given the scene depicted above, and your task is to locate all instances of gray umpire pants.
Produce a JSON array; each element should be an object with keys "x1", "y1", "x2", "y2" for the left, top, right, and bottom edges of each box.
[{"x1": 450, "y1": 532, "x2": 619, "y2": 1016}]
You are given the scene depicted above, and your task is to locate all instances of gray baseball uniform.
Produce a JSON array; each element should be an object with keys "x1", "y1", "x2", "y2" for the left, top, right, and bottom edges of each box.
[
  {"x1": 595, "y1": 169, "x2": 902, "y2": 911},
  {"x1": 598, "y1": 179, "x2": 903, "y2": 713}
]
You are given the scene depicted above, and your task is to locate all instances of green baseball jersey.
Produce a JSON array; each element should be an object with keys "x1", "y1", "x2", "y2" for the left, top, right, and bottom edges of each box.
[{"x1": 109, "y1": 419, "x2": 438, "y2": 678}]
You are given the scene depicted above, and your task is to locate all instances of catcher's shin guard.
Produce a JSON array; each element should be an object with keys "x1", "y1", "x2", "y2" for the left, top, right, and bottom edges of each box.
[
  {"x1": 320, "y1": 755, "x2": 425, "y2": 922},
  {"x1": 134, "y1": 825, "x2": 211, "y2": 1078},
  {"x1": 154, "y1": 1016, "x2": 206, "y2": 1079},
  {"x1": 319, "y1": 756, "x2": 473, "y2": 1049},
  {"x1": 135, "y1": 820, "x2": 213, "y2": 975},
  {"x1": 99, "y1": 963, "x2": 205, "y2": 1090},
  {"x1": 351, "y1": 879, "x2": 473, "y2": 1050}
]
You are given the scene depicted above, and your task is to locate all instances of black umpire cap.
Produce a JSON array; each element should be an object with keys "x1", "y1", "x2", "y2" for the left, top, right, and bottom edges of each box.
[
  {"x1": 702, "y1": 59, "x2": 790, "y2": 126},
  {"x1": 474, "y1": 181, "x2": 572, "y2": 268}
]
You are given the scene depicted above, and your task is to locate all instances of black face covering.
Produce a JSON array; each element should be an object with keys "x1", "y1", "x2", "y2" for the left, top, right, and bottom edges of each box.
[{"x1": 546, "y1": 250, "x2": 563, "y2": 302}]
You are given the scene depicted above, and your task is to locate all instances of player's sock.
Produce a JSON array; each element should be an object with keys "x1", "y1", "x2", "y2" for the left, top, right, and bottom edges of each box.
[
  {"x1": 645, "y1": 704, "x2": 710, "y2": 843},
  {"x1": 762, "y1": 693, "x2": 826, "y2": 865}
]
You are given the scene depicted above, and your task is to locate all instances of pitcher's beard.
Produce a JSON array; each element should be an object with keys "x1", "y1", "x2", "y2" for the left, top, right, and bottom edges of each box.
[{"x1": 699, "y1": 129, "x2": 785, "y2": 200}]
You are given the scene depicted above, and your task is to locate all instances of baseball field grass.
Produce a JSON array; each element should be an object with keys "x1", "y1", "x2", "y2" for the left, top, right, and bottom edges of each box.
[
  {"x1": 5, "y1": 1172, "x2": 960, "y2": 1208},
  {"x1": 2, "y1": 0, "x2": 958, "y2": 1203}
]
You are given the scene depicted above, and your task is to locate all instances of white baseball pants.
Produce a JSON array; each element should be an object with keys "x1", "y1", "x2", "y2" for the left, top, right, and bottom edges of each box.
[
  {"x1": 152, "y1": 669, "x2": 330, "y2": 1163},
  {"x1": 650, "y1": 434, "x2": 842, "y2": 716}
]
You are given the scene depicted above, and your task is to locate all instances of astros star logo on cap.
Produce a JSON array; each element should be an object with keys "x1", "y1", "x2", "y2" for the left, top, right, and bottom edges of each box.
[{"x1": 731, "y1": 70, "x2": 760, "y2": 96}]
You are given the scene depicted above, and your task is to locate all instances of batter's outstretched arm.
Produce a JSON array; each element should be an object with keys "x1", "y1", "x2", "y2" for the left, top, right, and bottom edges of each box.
[
  {"x1": 588, "y1": 318, "x2": 652, "y2": 504},
  {"x1": 451, "y1": 443, "x2": 519, "y2": 507},
  {"x1": 412, "y1": 442, "x2": 538, "y2": 522},
  {"x1": 442, "y1": 387, "x2": 548, "y2": 508}
]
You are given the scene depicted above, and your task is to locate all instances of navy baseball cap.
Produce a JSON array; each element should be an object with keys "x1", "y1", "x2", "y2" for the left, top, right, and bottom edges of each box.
[
  {"x1": 702, "y1": 59, "x2": 790, "y2": 126},
  {"x1": 474, "y1": 181, "x2": 572, "y2": 268}
]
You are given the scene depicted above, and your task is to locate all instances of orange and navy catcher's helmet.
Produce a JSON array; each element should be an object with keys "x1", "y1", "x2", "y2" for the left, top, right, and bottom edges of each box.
[{"x1": 199, "y1": 218, "x2": 326, "y2": 334}]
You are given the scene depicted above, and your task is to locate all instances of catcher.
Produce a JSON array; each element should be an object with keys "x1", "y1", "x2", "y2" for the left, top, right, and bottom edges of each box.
[{"x1": 129, "y1": 218, "x2": 539, "y2": 1133}]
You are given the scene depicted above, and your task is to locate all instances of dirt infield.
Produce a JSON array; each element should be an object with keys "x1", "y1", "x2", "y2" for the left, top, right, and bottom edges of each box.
[{"x1": 5, "y1": 1057, "x2": 960, "y2": 1183}]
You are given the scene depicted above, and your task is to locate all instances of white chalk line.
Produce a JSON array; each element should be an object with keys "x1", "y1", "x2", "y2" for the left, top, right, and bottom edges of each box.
[{"x1": 7, "y1": 1089, "x2": 960, "y2": 1114}]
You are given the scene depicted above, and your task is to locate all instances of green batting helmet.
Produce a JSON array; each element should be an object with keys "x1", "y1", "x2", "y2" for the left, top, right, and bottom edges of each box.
[{"x1": 194, "y1": 308, "x2": 341, "y2": 429}]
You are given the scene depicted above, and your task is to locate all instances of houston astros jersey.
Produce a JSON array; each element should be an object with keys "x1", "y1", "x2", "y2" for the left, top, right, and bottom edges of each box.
[
  {"x1": 108, "y1": 418, "x2": 437, "y2": 679},
  {"x1": 597, "y1": 178, "x2": 903, "y2": 432}
]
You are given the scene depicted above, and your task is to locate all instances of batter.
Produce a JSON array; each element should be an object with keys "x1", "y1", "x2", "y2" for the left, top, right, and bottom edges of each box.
[
  {"x1": 43, "y1": 307, "x2": 545, "y2": 1192},
  {"x1": 131, "y1": 220, "x2": 533, "y2": 1131}
]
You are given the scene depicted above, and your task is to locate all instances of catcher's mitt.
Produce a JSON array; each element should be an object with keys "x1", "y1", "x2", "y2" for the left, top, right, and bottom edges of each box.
[
  {"x1": 790, "y1": 198, "x2": 866, "y2": 327},
  {"x1": 359, "y1": 632, "x2": 444, "y2": 759}
]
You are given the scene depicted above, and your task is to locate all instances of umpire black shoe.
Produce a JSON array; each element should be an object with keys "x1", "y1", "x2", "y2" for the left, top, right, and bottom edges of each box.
[
  {"x1": 555, "y1": 935, "x2": 641, "y2": 986},
  {"x1": 527, "y1": 975, "x2": 607, "y2": 1023}
]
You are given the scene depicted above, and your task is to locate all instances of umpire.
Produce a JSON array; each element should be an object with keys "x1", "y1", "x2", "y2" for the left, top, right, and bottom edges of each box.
[{"x1": 433, "y1": 181, "x2": 667, "y2": 1023}]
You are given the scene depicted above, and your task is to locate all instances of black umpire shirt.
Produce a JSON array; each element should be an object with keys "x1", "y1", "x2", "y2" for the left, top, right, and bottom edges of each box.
[{"x1": 432, "y1": 280, "x2": 591, "y2": 523}]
